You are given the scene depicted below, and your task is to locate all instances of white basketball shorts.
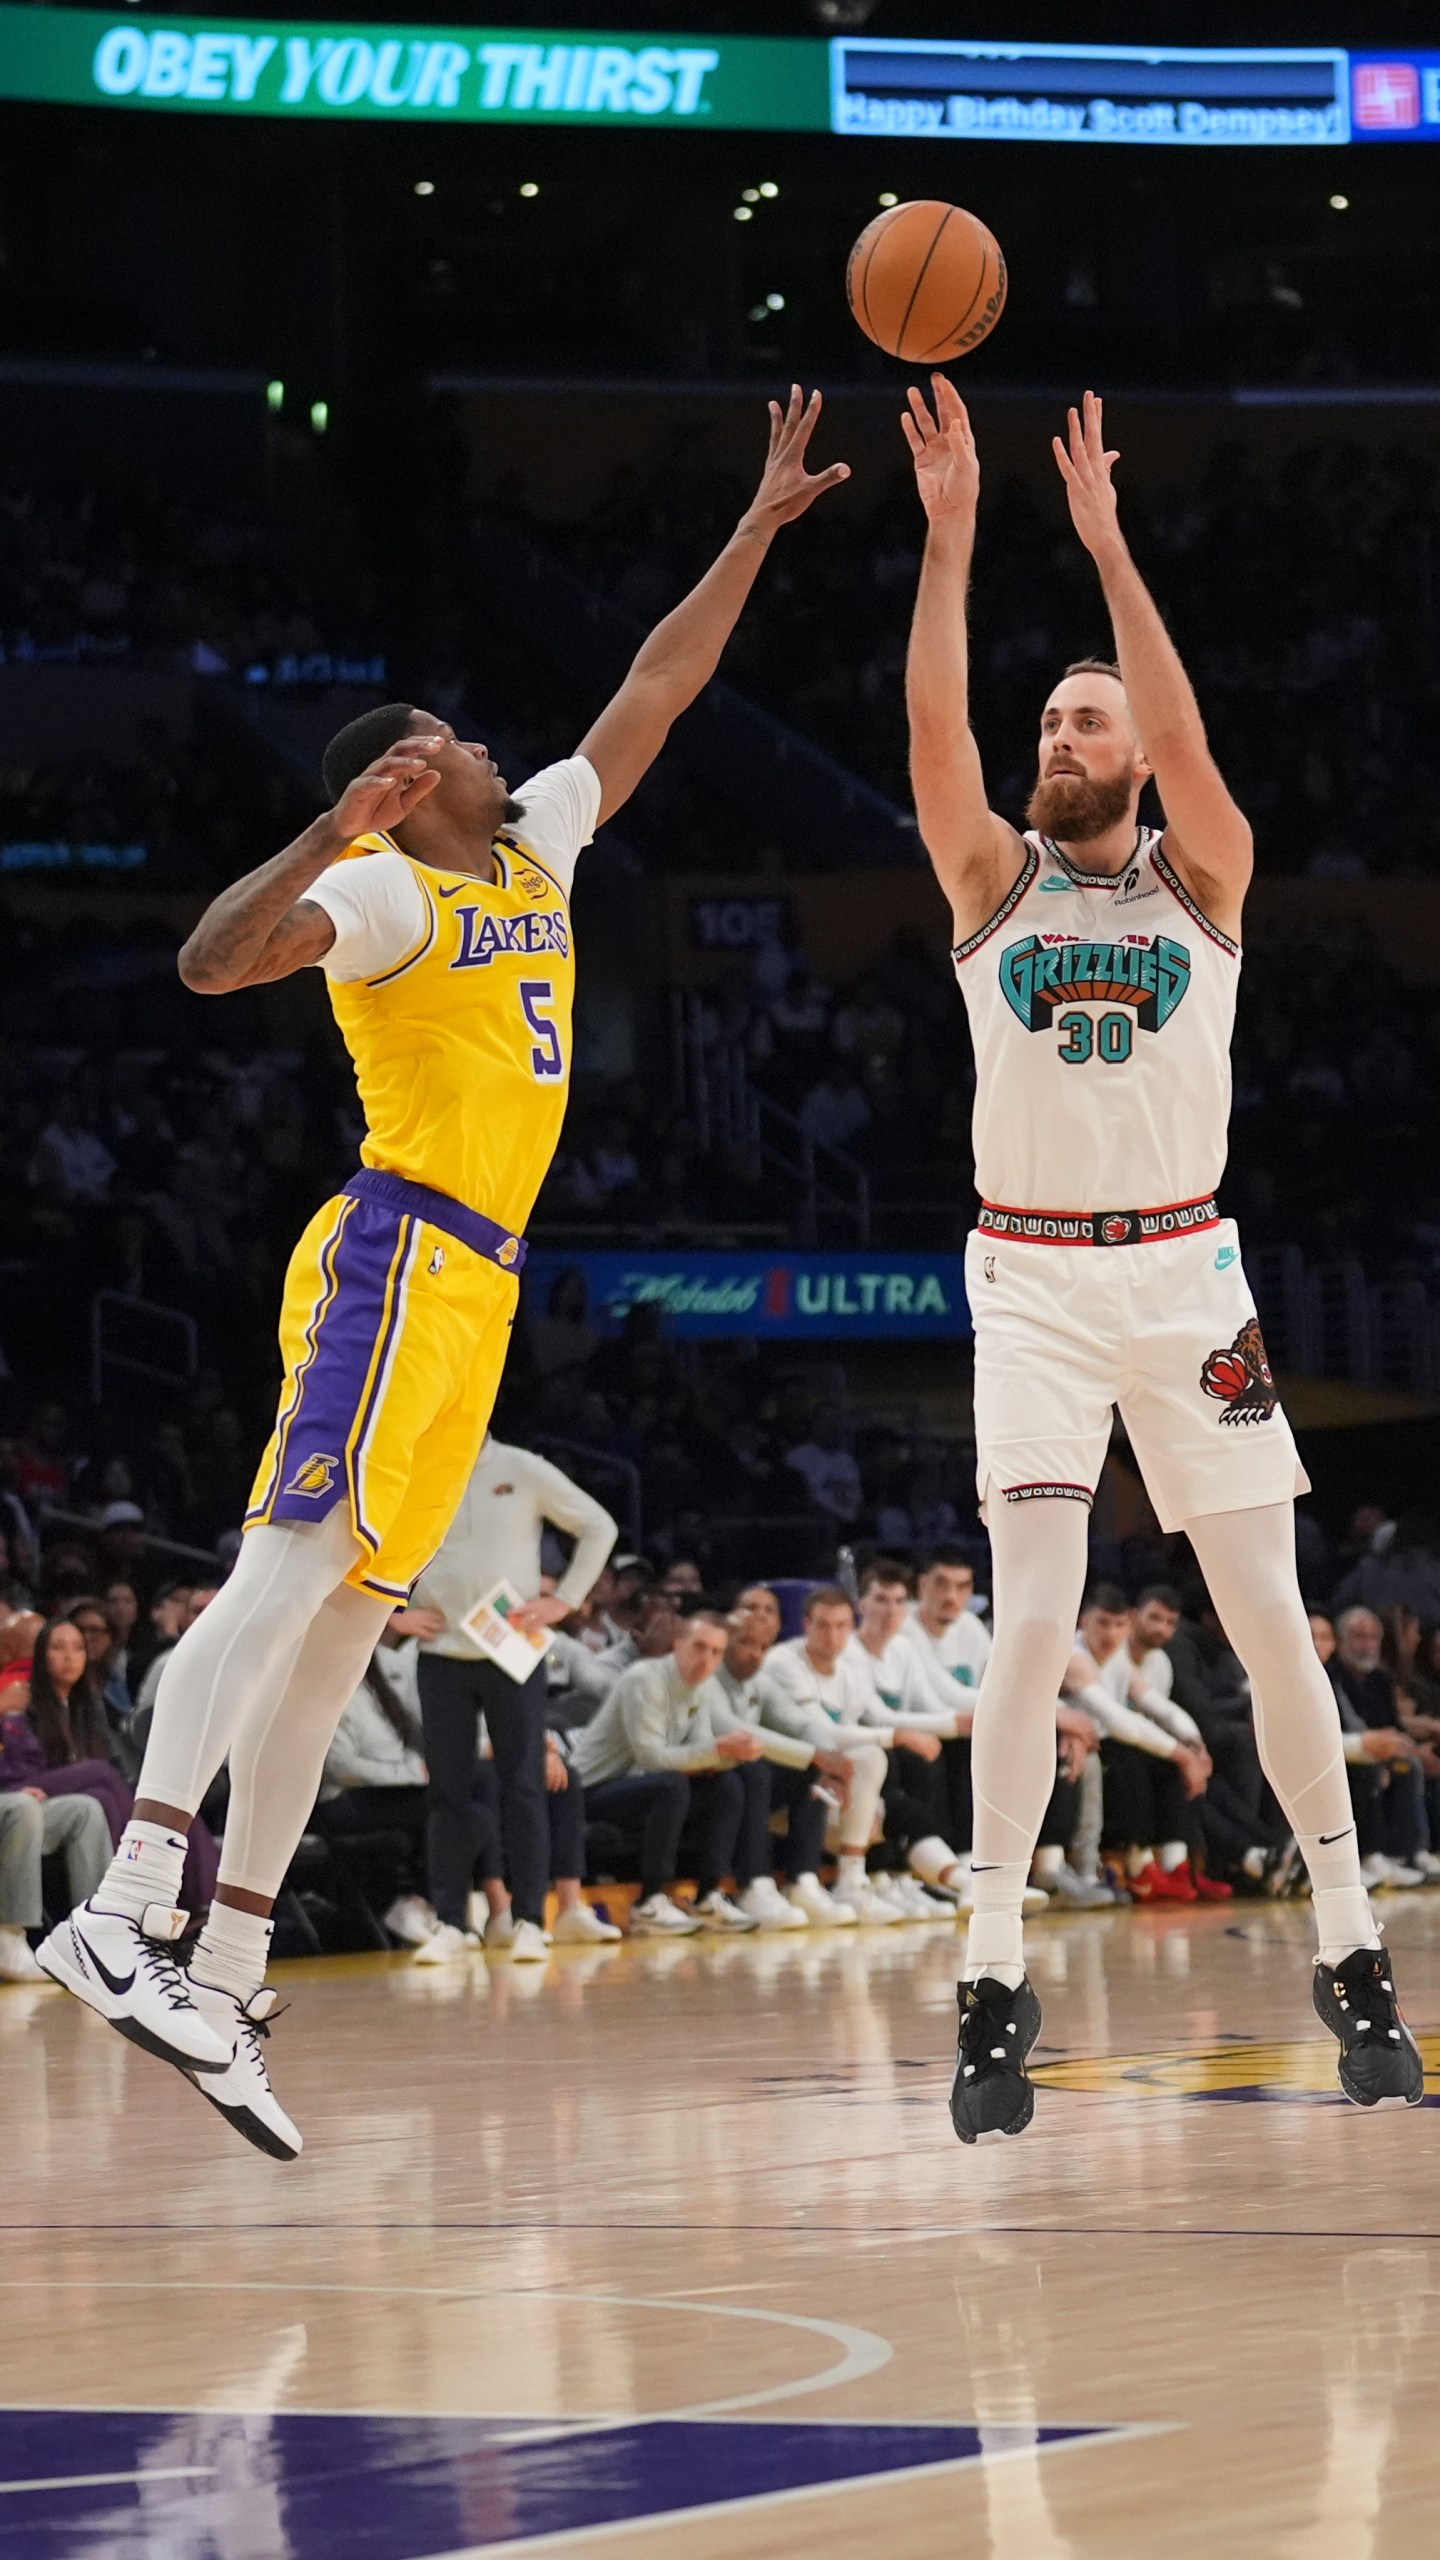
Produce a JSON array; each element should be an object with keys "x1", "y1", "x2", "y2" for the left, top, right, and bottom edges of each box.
[{"x1": 966, "y1": 1216, "x2": 1309, "y2": 1534}]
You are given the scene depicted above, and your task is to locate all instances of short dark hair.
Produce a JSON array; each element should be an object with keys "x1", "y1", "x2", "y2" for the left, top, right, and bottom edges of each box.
[
  {"x1": 1062, "y1": 656, "x2": 1124, "y2": 686},
  {"x1": 859, "y1": 1558, "x2": 913, "y2": 1596},
  {"x1": 805, "y1": 1582, "x2": 855, "y2": 1620},
  {"x1": 1137, "y1": 1582, "x2": 1183, "y2": 1612},
  {"x1": 1082, "y1": 1581, "x2": 1129, "y2": 1617},
  {"x1": 321, "y1": 702, "x2": 417, "y2": 806},
  {"x1": 920, "y1": 1546, "x2": 972, "y2": 1577}
]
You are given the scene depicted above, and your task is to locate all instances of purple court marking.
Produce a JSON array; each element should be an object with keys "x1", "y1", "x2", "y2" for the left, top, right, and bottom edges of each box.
[{"x1": 0, "y1": 2409, "x2": 1121, "y2": 2556}]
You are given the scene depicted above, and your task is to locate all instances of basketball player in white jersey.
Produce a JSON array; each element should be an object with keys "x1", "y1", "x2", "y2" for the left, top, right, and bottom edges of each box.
[{"x1": 902, "y1": 379, "x2": 1421, "y2": 2140}]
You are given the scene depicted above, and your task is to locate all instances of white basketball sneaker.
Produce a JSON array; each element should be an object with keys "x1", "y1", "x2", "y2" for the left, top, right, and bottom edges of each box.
[
  {"x1": 383, "y1": 1895, "x2": 438, "y2": 1948},
  {"x1": 0, "y1": 1925, "x2": 43, "y2": 1983},
  {"x1": 183, "y1": 1980, "x2": 302, "y2": 2161},
  {"x1": 413, "y1": 1922, "x2": 480, "y2": 1965},
  {"x1": 832, "y1": 1879, "x2": 904, "y2": 1926},
  {"x1": 888, "y1": 1874, "x2": 959, "y2": 1923},
  {"x1": 36, "y1": 1903, "x2": 234, "y2": 2072},
  {"x1": 694, "y1": 1890, "x2": 759, "y2": 1932},
  {"x1": 506, "y1": 1919, "x2": 551, "y2": 1963},
  {"x1": 551, "y1": 1903, "x2": 622, "y2": 1944},
  {"x1": 629, "y1": 1893, "x2": 702, "y2": 1937},
  {"x1": 787, "y1": 1873, "x2": 857, "y2": 1928},
  {"x1": 738, "y1": 1879, "x2": 808, "y2": 1932}
]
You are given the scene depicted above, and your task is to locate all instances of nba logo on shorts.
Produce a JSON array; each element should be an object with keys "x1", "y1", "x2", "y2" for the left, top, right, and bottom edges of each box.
[{"x1": 284, "y1": 1452, "x2": 340, "y2": 1498}]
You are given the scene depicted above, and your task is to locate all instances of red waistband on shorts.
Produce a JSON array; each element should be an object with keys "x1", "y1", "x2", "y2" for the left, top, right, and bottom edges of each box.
[{"x1": 977, "y1": 1195, "x2": 1221, "y2": 1247}]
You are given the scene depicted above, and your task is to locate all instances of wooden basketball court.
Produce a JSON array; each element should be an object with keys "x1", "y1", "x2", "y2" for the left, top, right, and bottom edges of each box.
[{"x1": 6, "y1": 1898, "x2": 1438, "y2": 2556}]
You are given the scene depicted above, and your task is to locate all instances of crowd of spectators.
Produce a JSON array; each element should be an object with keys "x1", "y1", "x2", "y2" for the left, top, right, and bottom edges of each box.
[
  {"x1": 542, "y1": 435, "x2": 1440, "y2": 877},
  {"x1": 8, "y1": 1480, "x2": 1440, "y2": 1979},
  {"x1": 0, "y1": 479, "x2": 381, "y2": 680}
]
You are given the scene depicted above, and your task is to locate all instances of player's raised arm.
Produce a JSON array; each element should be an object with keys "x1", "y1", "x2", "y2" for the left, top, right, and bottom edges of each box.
[
  {"x1": 1054, "y1": 391, "x2": 1252, "y2": 934},
  {"x1": 176, "y1": 740, "x2": 442, "y2": 993},
  {"x1": 903, "y1": 374, "x2": 1023, "y2": 938},
  {"x1": 577, "y1": 385, "x2": 848, "y2": 825}
]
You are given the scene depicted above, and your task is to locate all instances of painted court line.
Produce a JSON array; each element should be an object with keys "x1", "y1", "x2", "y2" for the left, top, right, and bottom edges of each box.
[
  {"x1": 423, "y1": 2424, "x2": 1176, "y2": 2559},
  {"x1": 0, "y1": 2467, "x2": 213, "y2": 2496}
]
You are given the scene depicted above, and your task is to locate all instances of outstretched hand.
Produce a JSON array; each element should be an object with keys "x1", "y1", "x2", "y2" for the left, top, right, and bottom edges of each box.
[
  {"x1": 1053, "y1": 390, "x2": 1124, "y2": 561},
  {"x1": 901, "y1": 372, "x2": 979, "y2": 529},
  {"x1": 742, "y1": 385, "x2": 851, "y2": 535},
  {"x1": 330, "y1": 738, "x2": 443, "y2": 847}
]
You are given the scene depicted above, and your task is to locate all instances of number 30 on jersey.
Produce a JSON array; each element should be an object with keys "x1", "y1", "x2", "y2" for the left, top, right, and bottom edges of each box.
[{"x1": 1057, "y1": 1009, "x2": 1133, "y2": 1066}]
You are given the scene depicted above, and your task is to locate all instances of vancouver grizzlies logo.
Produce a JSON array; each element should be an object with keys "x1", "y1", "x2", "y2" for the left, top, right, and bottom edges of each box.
[
  {"x1": 1200, "y1": 1318, "x2": 1277, "y2": 1427},
  {"x1": 1000, "y1": 933, "x2": 1191, "y2": 1033}
]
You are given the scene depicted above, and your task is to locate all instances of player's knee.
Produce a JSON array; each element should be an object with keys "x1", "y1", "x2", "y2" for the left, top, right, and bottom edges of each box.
[{"x1": 651, "y1": 1771, "x2": 690, "y2": 1817}]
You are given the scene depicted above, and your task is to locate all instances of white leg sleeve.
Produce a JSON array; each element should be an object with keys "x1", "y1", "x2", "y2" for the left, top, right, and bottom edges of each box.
[
  {"x1": 1184, "y1": 1501, "x2": 1376, "y2": 1954},
  {"x1": 972, "y1": 1496, "x2": 1091, "y2": 1866},
  {"x1": 138, "y1": 1509, "x2": 373, "y2": 1817},
  {"x1": 218, "y1": 1579, "x2": 391, "y2": 1898}
]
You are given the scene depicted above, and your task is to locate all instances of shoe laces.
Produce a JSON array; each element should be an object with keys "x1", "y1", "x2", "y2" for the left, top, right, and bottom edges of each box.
[
  {"x1": 1331, "y1": 1952, "x2": 1403, "y2": 2042},
  {"x1": 958, "y1": 1983, "x2": 1024, "y2": 2080},
  {"x1": 135, "y1": 1935, "x2": 199, "y2": 2015}
]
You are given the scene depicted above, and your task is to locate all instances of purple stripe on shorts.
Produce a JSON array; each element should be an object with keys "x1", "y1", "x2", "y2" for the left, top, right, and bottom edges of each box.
[{"x1": 265, "y1": 1196, "x2": 413, "y2": 1534}]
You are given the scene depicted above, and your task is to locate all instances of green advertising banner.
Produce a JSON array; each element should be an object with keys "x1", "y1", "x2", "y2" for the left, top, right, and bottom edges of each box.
[{"x1": 0, "y1": 5, "x2": 825, "y2": 124}]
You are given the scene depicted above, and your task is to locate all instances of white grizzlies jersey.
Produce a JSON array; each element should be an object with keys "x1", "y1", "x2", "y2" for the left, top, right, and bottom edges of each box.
[{"x1": 953, "y1": 827, "x2": 1238, "y2": 1213}]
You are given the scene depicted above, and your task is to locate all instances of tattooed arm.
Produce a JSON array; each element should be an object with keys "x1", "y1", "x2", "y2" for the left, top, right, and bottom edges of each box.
[{"x1": 178, "y1": 736, "x2": 441, "y2": 994}]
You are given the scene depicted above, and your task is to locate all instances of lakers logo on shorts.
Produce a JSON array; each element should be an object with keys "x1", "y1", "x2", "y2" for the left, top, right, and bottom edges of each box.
[
  {"x1": 496, "y1": 1235, "x2": 520, "y2": 1268},
  {"x1": 284, "y1": 1452, "x2": 341, "y2": 1498}
]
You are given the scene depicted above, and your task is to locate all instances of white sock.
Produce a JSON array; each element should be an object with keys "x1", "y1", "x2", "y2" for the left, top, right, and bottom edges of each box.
[
  {"x1": 191, "y1": 1903, "x2": 273, "y2": 2001},
  {"x1": 1127, "y1": 1846, "x2": 1155, "y2": 1878},
  {"x1": 1242, "y1": 1846, "x2": 1267, "y2": 1879},
  {"x1": 1303, "y1": 1826, "x2": 1381, "y2": 1961},
  {"x1": 1158, "y1": 1840, "x2": 1189, "y2": 1874},
  {"x1": 96, "y1": 1820, "x2": 188, "y2": 1921},
  {"x1": 838, "y1": 1853, "x2": 867, "y2": 1893},
  {"x1": 962, "y1": 1860, "x2": 1028, "y2": 1989},
  {"x1": 1031, "y1": 1844, "x2": 1064, "y2": 1886}
]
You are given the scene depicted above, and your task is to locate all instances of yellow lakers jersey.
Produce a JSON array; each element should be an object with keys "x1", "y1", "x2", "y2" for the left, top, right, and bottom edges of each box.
[{"x1": 325, "y1": 829, "x2": 574, "y2": 1233}]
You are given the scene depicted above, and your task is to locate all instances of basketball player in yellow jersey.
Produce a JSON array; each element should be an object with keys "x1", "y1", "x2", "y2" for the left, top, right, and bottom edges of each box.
[{"x1": 39, "y1": 387, "x2": 849, "y2": 2156}]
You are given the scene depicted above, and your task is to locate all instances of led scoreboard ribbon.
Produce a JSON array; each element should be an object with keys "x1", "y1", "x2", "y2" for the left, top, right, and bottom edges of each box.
[{"x1": 0, "y1": 12, "x2": 1432, "y2": 140}]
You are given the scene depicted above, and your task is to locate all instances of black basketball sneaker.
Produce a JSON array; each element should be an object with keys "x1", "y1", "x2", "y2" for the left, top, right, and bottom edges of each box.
[
  {"x1": 951, "y1": 1974, "x2": 1043, "y2": 2144},
  {"x1": 1313, "y1": 1947, "x2": 1424, "y2": 2109}
]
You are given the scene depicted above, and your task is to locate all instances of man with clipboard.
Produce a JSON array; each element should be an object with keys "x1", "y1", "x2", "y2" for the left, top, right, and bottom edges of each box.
[{"x1": 410, "y1": 1436, "x2": 617, "y2": 1961}]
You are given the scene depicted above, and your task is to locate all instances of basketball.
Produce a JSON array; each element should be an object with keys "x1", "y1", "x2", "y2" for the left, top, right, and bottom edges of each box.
[{"x1": 846, "y1": 199, "x2": 1006, "y2": 363}]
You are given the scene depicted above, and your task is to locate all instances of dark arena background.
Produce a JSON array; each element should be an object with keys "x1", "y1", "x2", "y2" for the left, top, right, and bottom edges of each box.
[{"x1": 4, "y1": 4, "x2": 1440, "y2": 2554}]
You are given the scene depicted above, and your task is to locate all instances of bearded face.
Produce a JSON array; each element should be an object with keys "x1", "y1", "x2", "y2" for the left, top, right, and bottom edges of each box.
[{"x1": 1025, "y1": 763, "x2": 1136, "y2": 843}]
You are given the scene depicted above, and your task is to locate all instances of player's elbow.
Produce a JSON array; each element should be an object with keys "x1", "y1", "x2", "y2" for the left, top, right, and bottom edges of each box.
[{"x1": 177, "y1": 938, "x2": 236, "y2": 994}]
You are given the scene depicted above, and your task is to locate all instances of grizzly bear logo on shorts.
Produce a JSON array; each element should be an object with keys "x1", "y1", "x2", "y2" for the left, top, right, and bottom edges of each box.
[{"x1": 1200, "y1": 1317, "x2": 1277, "y2": 1426}]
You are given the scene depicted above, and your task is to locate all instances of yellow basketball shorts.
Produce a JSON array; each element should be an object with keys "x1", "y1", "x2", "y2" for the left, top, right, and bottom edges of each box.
[{"x1": 245, "y1": 1169, "x2": 523, "y2": 1599}]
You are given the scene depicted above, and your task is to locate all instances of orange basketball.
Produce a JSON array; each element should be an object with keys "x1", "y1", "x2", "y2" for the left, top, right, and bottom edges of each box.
[{"x1": 846, "y1": 199, "x2": 1006, "y2": 364}]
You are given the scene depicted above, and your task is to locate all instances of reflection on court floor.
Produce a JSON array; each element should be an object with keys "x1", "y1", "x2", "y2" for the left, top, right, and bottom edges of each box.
[
  {"x1": 1030, "y1": 2029, "x2": 1440, "y2": 2103},
  {"x1": 0, "y1": 2408, "x2": 1127, "y2": 2555}
]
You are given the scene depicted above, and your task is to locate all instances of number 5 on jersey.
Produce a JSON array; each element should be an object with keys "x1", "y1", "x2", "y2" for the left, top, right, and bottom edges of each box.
[{"x1": 519, "y1": 977, "x2": 565, "y2": 1079}]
